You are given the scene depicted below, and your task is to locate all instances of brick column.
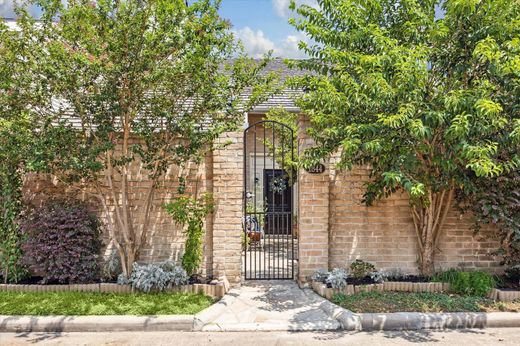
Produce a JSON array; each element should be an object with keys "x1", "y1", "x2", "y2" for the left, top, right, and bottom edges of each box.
[
  {"x1": 212, "y1": 131, "x2": 243, "y2": 284},
  {"x1": 297, "y1": 115, "x2": 330, "y2": 283}
]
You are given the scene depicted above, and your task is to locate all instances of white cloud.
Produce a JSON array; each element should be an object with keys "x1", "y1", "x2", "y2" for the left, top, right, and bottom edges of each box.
[
  {"x1": 277, "y1": 33, "x2": 308, "y2": 59},
  {"x1": 272, "y1": 0, "x2": 317, "y2": 18},
  {"x1": 235, "y1": 26, "x2": 309, "y2": 59},
  {"x1": 234, "y1": 27, "x2": 276, "y2": 58}
]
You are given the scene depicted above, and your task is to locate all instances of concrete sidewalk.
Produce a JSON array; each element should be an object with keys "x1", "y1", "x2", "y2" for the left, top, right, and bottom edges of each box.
[{"x1": 200, "y1": 281, "x2": 340, "y2": 331}]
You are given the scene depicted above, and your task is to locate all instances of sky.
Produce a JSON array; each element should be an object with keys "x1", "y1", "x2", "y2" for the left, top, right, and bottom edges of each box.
[
  {"x1": 219, "y1": 0, "x2": 315, "y2": 59},
  {"x1": 1, "y1": 0, "x2": 444, "y2": 59},
  {"x1": 0, "y1": 0, "x2": 312, "y2": 58}
]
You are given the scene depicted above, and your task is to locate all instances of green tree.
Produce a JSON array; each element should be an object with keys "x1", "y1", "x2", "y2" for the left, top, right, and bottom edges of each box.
[
  {"x1": 287, "y1": 0, "x2": 520, "y2": 275},
  {"x1": 16, "y1": 0, "x2": 277, "y2": 277},
  {"x1": 0, "y1": 16, "x2": 43, "y2": 283}
]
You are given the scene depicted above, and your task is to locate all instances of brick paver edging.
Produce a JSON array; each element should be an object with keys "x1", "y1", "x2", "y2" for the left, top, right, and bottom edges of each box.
[
  {"x1": 0, "y1": 283, "x2": 226, "y2": 298},
  {"x1": 311, "y1": 281, "x2": 520, "y2": 302}
]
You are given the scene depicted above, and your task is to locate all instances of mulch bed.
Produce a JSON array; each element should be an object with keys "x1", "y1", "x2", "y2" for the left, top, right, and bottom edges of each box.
[
  {"x1": 325, "y1": 275, "x2": 431, "y2": 288},
  {"x1": 7, "y1": 274, "x2": 212, "y2": 286},
  {"x1": 497, "y1": 278, "x2": 520, "y2": 290}
]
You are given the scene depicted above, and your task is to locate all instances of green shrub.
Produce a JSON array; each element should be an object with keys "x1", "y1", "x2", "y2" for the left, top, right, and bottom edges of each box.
[
  {"x1": 349, "y1": 259, "x2": 375, "y2": 279},
  {"x1": 164, "y1": 194, "x2": 214, "y2": 275},
  {"x1": 101, "y1": 247, "x2": 122, "y2": 282},
  {"x1": 326, "y1": 268, "x2": 348, "y2": 289},
  {"x1": 451, "y1": 272, "x2": 472, "y2": 295},
  {"x1": 431, "y1": 268, "x2": 460, "y2": 283},
  {"x1": 433, "y1": 269, "x2": 495, "y2": 297},
  {"x1": 311, "y1": 268, "x2": 329, "y2": 283}
]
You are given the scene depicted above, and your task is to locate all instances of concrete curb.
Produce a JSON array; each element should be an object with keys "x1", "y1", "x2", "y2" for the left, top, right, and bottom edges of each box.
[
  {"x1": 193, "y1": 288, "x2": 241, "y2": 331},
  {"x1": 0, "y1": 315, "x2": 194, "y2": 333},
  {"x1": 312, "y1": 294, "x2": 520, "y2": 331},
  {"x1": 303, "y1": 288, "x2": 362, "y2": 330},
  {"x1": 359, "y1": 312, "x2": 520, "y2": 330}
]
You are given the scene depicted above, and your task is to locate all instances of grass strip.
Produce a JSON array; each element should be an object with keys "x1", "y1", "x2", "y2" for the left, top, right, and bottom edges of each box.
[{"x1": 0, "y1": 291, "x2": 213, "y2": 315}]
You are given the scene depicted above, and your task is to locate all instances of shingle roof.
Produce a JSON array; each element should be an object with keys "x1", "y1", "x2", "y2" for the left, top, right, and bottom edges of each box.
[{"x1": 251, "y1": 58, "x2": 304, "y2": 113}]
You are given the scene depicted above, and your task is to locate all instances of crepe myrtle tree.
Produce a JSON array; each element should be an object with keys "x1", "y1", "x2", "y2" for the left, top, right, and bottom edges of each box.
[
  {"x1": 16, "y1": 0, "x2": 278, "y2": 277},
  {"x1": 287, "y1": 0, "x2": 520, "y2": 275}
]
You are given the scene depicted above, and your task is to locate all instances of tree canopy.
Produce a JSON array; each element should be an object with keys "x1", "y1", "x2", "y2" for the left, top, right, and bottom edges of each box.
[
  {"x1": 4, "y1": 0, "x2": 277, "y2": 276},
  {"x1": 288, "y1": 0, "x2": 520, "y2": 274}
]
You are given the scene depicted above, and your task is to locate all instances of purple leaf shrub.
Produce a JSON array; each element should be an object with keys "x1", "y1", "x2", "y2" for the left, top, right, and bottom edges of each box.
[{"x1": 20, "y1": 200, "x2": 102, "y2": 284}]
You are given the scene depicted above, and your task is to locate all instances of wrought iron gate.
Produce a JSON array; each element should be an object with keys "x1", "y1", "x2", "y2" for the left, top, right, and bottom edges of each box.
[{"x1": 243, "y1": 120, "x2": 296, "y2": 280}]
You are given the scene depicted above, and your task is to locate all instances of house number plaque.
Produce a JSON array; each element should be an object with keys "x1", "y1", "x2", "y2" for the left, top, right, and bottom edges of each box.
[{"x1": 305, "y1": 163, "x2": 325, "y2": 174}]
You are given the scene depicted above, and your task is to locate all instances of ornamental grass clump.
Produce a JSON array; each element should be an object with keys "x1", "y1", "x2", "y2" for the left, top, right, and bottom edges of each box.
[{"x1": 19, "y1": 200, "x2": 102, "y2": 284}]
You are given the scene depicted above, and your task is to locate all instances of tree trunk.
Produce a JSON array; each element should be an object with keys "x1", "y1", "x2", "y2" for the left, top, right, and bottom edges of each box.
[
  {"x1": 420, "y1": 232, "x2": 435, "y2": 276},
  {"x1": 411, "y1": 189, "x2": 454, "y2": 276}
]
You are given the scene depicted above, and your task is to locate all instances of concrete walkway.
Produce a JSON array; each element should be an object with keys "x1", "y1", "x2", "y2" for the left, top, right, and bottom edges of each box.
[{"x1": 202, "y1": 281, "x2": 341, "y2": 331}]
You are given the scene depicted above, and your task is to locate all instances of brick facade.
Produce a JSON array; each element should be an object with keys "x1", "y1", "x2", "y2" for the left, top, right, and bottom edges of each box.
[{"x1": 21, "y1": 115, "x2": 503, "y2": 286}]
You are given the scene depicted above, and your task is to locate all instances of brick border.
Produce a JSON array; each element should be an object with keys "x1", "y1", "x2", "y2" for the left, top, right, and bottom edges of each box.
[
  {"x1": 0, "y1": 283, "x2": 226, "y2": 298},
  {"x1": 311, "y1": 281, "x2": 520, "y2": 302}
]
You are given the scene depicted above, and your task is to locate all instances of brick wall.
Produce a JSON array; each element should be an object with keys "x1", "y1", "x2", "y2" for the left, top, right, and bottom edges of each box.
[
  {"x1": 327, "y1": 165, "x2": 502, "y2": 275},
  {"x1": 211, "y1": 131, "x2": 243, "y2": 284},
  {"x1": 22, "y1": 137, "x2": 215, "y2": 277},
  {"x1": 297, "y1": 115, "x2": 330, "y2": 281}
]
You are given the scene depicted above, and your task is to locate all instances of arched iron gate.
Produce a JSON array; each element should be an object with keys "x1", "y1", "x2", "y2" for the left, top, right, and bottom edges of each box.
[{"x1": 243, "y1": 120, "x2": 296, "y2": 280}]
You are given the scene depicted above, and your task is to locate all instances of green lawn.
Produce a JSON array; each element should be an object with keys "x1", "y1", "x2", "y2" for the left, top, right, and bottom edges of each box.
[
  {"x1": 332, "y1": 291, "x2": 520, "y2": 313},
  {"x1": 0, "y1": 291, "x2": 214, "y2": 315}
]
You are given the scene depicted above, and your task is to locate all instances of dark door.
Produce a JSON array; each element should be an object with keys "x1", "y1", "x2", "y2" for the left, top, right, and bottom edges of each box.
[{"x1": 264, "y1": 169, "x2": 292, "y2": 235}]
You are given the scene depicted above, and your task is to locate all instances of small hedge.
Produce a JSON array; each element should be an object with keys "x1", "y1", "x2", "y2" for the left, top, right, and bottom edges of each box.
[{"x1": 20, "y1": 199, "x2": 102, "y2": 284}]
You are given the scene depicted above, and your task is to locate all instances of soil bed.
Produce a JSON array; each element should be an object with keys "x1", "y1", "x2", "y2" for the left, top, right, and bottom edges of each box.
[{"x1": 332, "y1": 291, "x2": 520, "y2": 313}]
